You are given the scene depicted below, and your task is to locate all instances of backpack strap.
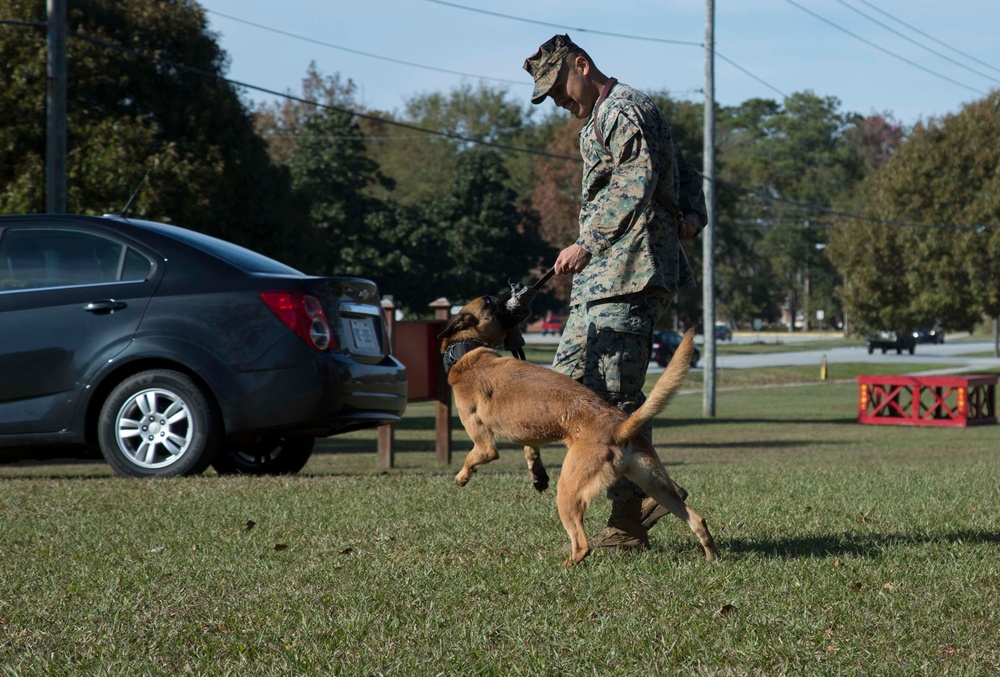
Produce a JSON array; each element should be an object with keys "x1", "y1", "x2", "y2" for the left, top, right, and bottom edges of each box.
[{"x1": 592, "y1": 77, "x2": 618, "y2": 155}]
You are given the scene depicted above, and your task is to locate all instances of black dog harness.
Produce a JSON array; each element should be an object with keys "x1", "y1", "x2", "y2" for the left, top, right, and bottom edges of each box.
[{"x1": 442, "y1": 339, "x2": 495, "y2": 375}]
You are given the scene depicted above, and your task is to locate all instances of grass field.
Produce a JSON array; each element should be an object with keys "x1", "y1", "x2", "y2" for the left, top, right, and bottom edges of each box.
[{"x1": 2, "y1": 364, "x2": 999, "y2": 674}]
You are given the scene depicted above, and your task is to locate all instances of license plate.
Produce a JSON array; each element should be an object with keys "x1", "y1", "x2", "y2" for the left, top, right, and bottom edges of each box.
[{"x1": 349, "y1": 317, "x2": 379, "y2": 352}]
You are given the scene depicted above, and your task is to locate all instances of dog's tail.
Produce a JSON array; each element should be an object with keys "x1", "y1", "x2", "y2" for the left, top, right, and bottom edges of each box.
[{"x1": 613, "y1": 328, "x2": 696, "y2": 444}]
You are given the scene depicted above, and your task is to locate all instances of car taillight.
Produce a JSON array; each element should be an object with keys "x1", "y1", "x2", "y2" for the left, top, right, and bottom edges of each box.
[{"x1": 260, "y1": 291, "x2": 334, "y2": 351}]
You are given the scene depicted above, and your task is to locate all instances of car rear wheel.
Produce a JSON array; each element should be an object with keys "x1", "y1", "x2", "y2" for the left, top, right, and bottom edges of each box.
[
  {"x1": 212, "y1": 436, "x2": 315, "y2": 475},
  {"x1": 97, "y1": 370, "x2": 221, "y2": 478}
]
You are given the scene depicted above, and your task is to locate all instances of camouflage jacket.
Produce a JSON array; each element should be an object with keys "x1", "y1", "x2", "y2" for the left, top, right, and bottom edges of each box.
[{"x1": 572, "y1": 80, "x2": 706, "y2": 306}]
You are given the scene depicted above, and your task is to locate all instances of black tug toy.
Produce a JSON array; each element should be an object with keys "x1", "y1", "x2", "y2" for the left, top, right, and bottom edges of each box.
[{"x1": 498, "y1": 267, "x2": 556, "y2": 361}]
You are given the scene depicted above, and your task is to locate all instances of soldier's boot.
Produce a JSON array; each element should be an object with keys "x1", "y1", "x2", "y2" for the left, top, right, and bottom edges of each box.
[{"x1": 586, "y1": 497, "x2": 650, "y2": 551}]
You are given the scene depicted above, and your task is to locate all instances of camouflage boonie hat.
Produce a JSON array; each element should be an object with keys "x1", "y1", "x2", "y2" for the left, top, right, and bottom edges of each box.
[{"x1": 523, "y1": 34, "x2": 580, "y2": 104}]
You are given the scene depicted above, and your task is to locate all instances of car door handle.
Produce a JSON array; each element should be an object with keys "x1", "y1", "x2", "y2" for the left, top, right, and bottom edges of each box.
[{"x1": 84, "y1": 299, "x2": 128, "y2": 314}]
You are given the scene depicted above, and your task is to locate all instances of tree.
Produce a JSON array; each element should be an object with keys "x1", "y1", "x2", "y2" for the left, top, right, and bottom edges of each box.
[
  {"x1": 426, "y1": 147, "x2": 553, "y2": 304},
  {"x1": 282, "y1": 85, "x2": 395, "y2": 277},
  {"x1": 828, "y1": 91, "x2": 1000, "y2": 345},
  {"x1": 253, "y1": 63, "x2": 359, "y2": 166},
  {"x1": 0, "y1": 0, "x2": 301, "y2": 261},
  {"x1": 529, "y1": 113, "x2": 584, "y2": 305},
  {"x1": 361, "y1": 84, "x2": 532, "y2": 207},
  {"x1": 719, "y1": 92, "x2": 866, "y2": 331}
]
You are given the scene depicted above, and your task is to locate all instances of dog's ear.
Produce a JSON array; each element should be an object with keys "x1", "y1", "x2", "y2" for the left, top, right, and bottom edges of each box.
[{"x1": 437, "y1": 311, "x2": 479, "y2": 341}]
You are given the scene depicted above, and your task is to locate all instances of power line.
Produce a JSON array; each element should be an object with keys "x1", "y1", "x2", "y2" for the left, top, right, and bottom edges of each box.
[
  {"x1": 832, "y1": 0, "x2": 1000, "y2": 85},
  {"x1": 203, "y1": 8, "x2": 530, "y2": 88},
  {"x1": 421, "y1": 0, "x2": 702, "y2": 47},
  {"x1": 781, "y1": 0, "x2": 988, "y2": 95},
  {"x1": 422, "y1": 0, "x2": 791, "y2": 99},
  {"x1": 852, "y1": 0, "x2": 1000, "y2": 78},
  {"x1": 714, "y1": 51, "x2": 788, "y2": 99},
  {"x1": 66, "y1": 29, "x2": 582, "y2": 163},
  {"x1": 0, "y1": 18, "x2": 47, "y2": 29},
  {"x1": 743, "y1": 189, "x2": 998, "y2": 232}
]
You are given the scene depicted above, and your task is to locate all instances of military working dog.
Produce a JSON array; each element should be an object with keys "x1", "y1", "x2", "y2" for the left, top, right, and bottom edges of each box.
[{"x1": 437, "y1": 294, "x2": 718, "y2": 565}]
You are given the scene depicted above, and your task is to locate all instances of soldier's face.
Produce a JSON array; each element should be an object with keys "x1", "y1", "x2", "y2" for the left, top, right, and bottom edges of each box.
[{"x1": 548, "y1": 58, "x2": 596, "y2": 120}]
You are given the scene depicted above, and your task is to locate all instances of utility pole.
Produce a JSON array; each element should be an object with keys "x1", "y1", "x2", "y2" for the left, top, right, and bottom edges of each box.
[
  {"x1": 702, "y1": 0, "x2": 717, "y2": 417},
  {"x1": 46, "y1": 0, "x2": 67, "y2": 213}
]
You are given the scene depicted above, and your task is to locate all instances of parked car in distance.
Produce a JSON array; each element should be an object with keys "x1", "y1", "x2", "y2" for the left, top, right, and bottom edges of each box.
[
  {"x1": 538, "y1": 316, "x2": 565, "y2": 335},
  {"x1": 714, "y1": 323, "x2": 733, "y2": 341},
  {"x1": 652, "y1": 330, "x2": 701, "y2": 368},
  {"x1": 865, "y1": 329, "x2": 916, "y2": 355},
  {"x1": 0, "y1": 214, "x2": 407, "y2": 477},
  {"x1": 912, "y1": 326, "x2": 945, "y2": 344}
]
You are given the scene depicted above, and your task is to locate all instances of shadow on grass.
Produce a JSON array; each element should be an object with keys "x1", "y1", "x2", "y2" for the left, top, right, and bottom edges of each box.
[
  {"x1": 668, "y1": 416, "x2": 858, "y2": 426},
  {"x1": 720, "y1": 530, "x2": 1000, "y2": 559}
]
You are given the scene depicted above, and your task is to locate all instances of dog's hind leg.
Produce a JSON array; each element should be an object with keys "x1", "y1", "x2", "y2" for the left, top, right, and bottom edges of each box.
[
  {"x1": 556, "y1": 446, "x2": 616, "y2": 565},
  {"x1": 623, "y1": 452, "x2": 719, "y2": 561},
  {"x1": 524, "y1": 445, "x2": 548, "y2": 492}
]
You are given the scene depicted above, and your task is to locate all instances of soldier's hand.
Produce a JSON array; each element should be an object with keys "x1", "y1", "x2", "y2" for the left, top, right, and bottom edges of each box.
[
  {"x1": 678, "y1": 213, "x2": 701, "y2": 240},
  {"x1": 554, "y1": 244, "x2": 592, "y2": 275}
]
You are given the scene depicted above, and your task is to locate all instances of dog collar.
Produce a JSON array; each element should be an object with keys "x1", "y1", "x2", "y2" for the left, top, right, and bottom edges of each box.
[{"x1": 442, "y1": 339, "x2": 493, "y2": 374}]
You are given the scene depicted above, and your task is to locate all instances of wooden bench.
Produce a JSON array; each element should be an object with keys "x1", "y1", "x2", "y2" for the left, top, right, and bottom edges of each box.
[{"x1": 856, "y1": 374, "x2": 997, "y2": 427}]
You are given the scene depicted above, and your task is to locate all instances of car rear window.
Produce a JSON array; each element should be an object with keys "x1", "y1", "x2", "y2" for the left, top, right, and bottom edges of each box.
[{"x1": 138, "y1": 221, "x2": 303, "y2": 275}]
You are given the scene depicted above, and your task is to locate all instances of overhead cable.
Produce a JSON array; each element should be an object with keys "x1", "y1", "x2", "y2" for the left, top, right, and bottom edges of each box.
[
  {"x1": 852, "y1": 0, "x2": 1000, "y2": 77},
  {"x1": 744, "y1": 189, "x2": 997, "y2": 232},
  {"x1": 204, "y1": 9, "x2": 530, "y2": 88},
  {"x1": 832, "y1": 0, "x2": 1000, "y2": 85},
  {"x1": 67, "y1": 29, "x2": 581, "y2": 162},
  {"x1": 421, "y1": 0, "x2": 702, "y2": 47},
  {"x1": 422, "y1": 0, "x2": 789, "y2": 98},
  {"x1": 782, "y1": 0, "x2": 988, "y2": 95}
]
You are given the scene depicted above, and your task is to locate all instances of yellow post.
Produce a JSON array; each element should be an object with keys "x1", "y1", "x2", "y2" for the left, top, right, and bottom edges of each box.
[{"x1": 821, "y1": 355, "x2": 828, "y2": 381}]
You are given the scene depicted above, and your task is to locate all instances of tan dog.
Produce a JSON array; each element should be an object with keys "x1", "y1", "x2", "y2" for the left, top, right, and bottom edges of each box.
[{"x1": 438, "y1": 294, "x2": 719, "y2": 565}]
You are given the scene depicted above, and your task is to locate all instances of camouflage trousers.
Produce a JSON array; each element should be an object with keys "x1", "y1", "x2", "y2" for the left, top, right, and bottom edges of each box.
[{"x1": 551, "y1": 287, "x2": 672, "y2": 501}]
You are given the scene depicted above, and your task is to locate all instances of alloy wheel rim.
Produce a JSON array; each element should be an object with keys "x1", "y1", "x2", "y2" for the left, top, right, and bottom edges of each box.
[{"x1": 115, "y1": 388, "x2": 193, "y2": 468}]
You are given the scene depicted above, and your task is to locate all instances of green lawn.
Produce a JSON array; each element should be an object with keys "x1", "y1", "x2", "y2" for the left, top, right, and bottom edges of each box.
[{"x1": 1, "y1": 367, "x2": 998, "y2": 674}]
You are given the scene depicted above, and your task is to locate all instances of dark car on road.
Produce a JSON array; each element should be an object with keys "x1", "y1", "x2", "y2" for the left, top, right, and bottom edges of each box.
[
  {"x1": 0, "y1": 214, "x2": 407, "y2": 477},
  {"x1": 865, "y1": 329, "x2": 916, "y2": 355},
  {"x1": 652, "y1": 330, "x2": 701, "y2": 368},
  {"x1": 912, "y1": 326, "x2": 945, "y2": 344},
  {"x1": 714, "y1": 323, "x2": 733, "y2": 341}
]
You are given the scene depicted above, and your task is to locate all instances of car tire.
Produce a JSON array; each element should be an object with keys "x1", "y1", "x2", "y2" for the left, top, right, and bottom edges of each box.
[
  {"x1": 97, "y1": 370, "x2": 221, "y2": 478},
  {"x1": 868, "y1": 345, "x2": 874, "y2": 354},
  {"x1": 909, "y1": 345, "x2": 916, "y2": 355},
  {"x1": 882, "y1": 348, "x2": 887, "y2": 354},
  {"x1": 212, "y1": 436, "x2": 315, "y2": 475}
]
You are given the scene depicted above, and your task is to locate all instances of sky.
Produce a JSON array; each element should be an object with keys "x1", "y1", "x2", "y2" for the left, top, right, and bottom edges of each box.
[{"x1": 194, "y1": 0, "x2": 1000, "y2": 127}]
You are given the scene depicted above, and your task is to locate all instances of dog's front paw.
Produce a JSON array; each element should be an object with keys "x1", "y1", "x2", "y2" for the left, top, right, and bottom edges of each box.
[
  {"x1": 531, "y1": 469, "x2": 549, "y2": 493},
  {"x1": 455, "y1": 470, "x2": 471, "y2": 486}
]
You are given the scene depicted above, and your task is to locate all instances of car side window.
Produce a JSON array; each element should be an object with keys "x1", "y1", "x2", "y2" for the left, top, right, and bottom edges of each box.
[{"x1": 0, "y1": 228, "x2": 152, "y2": 290}]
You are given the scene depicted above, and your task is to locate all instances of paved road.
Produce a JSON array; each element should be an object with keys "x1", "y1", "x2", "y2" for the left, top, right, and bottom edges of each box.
[
  {"x1": 711, "y1": 339, "x2": 1000, "y2": 375},
  {"x1": 524, "y1": 332, "x2": 1000, "y2": 375}
]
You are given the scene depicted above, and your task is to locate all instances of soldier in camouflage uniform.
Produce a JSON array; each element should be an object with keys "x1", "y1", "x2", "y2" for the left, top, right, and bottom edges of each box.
[{"x1": 524, "y1": 34, "x2": 707, "y2": 551}]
